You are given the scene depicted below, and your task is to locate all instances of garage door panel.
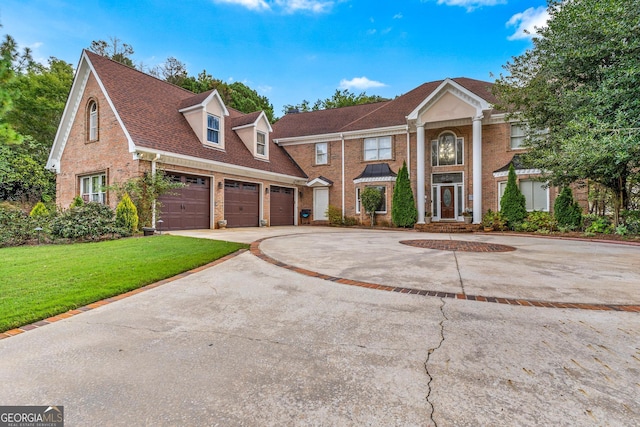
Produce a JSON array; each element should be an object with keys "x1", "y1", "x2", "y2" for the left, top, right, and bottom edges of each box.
[
  {"x1": 158, "y1": 174, "x2": 210, "y2": 230},
  {"x1": 270, "y1": 186, "x2": 295, "y2": 226},
  {"x1": 224, "y1": 180, "x2": 260, "y2": 227}
]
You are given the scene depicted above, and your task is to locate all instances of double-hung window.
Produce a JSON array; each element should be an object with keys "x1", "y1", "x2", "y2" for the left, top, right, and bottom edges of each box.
[
  {"x1": 364, "y1": 137, "x2": 392, "y2": 161},
  {"x1": 207, "y1": 114, "x2": 220, "y2": 144},
  {"x1": 257, "y1": 132, "x2": 266, "y2": 156},
  {"x1": 498, "y1": 180, "x2": 548, "y2": 212},
  {"x1": 315, "y1": 142, "x2": 328, "y2": 165},
  {"x1": 81, "y1": 173, "x2": 106, "y2": 204},
  {"x1": 510, "y1": 123, "x2": 526, "y2": 149}
]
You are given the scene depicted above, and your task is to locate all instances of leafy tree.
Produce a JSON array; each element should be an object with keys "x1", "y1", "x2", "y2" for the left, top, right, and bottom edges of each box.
[
  {"x1": 89, "y1": 37, "x2": 135, "y2": 68},
  {"x1": 360, "y1": 187, "x2": 383, "y2": 227},
  {"x1": 154, "y1": 56, "x2": 189, "y2": 86},
  {"x1": 493, "y1": 0, "x2": 640, "y2": 225},
  {"x1": 500, "y1": 164, "x2": 527, "y2": 229},
  {"x1": 0, "y1": 33, "x2": 22, "y2": 145},
  {"x1": 283, "y1": 89, "x2": 388, "y2": 114},
  {"x1": 554, "y1": 187, "x2": 583, "y2": 229},
  {"x1": 391, "y1": 161, "x2": 417, "y2": 227}
]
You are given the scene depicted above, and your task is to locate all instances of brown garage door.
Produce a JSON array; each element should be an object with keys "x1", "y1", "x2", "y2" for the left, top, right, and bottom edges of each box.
[
  {"x1": 158, "y1": 174, "x2": 210, "y2": 230},
  {"x1": 270, "y1": 186, "x2": 295, "y2": 226},
  {"x1": 224, "y1": 180, "x2": 260, "y2": 227}
]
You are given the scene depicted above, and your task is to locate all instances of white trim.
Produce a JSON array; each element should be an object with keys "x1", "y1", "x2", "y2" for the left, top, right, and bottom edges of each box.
[
  {"x1": 134, "y1": 148, "x2": 306, "y2": 185},
  {"x1": 307, "y1": 177, "x2": 333, "y2": 187},
  {"x1": 492, "y1": 168, "x2": 542, "y2": 178},
  {"x1": 407, "y1": 78, "x2": 492, "y2": 123},
  {"x1": 352, "y1": 176, "x2": 397, "y2": 185},
  {"x1": 178, "y1": 90, "x2": 230, "y2": 117},
  {"x1": 231, "y1": 111, "x2": 274, "y2": 133},
  {"x1": 274, "y1": 124, "x2": 407, "y2": 146},
  {"x1": 431, "y1": 171, "x2": 465, "y2": 221}
]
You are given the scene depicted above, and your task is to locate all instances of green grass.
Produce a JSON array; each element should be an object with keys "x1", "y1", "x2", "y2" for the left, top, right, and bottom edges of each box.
[{"x1": 0, "y1": 235, "x2": 248, "y2": 332}]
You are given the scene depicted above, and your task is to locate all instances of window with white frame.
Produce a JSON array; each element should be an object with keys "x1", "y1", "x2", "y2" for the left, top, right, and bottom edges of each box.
[
  {"x1": 315, "y1": 142, "x2": 328, "y2": 165},
  {"x1": 364, "y1": 136, "x2": 392, "y2": 161},
  {"x1": 88, "y1": 101, "x2": 98, "y2": 141},
  {"x1": 256, "y1": 131, "x2": 266, "y2": 156},
  {"x1": 355, "y1": 187, "x2": 361, "y2": 213},
  {"x1": 510, "y1": 123, "x2": 526, "y2": 149},
  {"x1": 80, "y1": 173, "x2": 106, "y2": 204},
  {"x1": 207, "y1": 114, "x2": 220, "y2": 144},
  {"x1": 432, "y1": 132, "x2": 463, "y2": 166},
  {"x1": 498, "y1": 179, "x2": 548, "y2": 211}
]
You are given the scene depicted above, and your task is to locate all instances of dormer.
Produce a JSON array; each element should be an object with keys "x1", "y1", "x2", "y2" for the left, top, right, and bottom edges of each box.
[
  {"x1": 178, "y1": 89, "x2": 230, "y2": 150},
  {"x1": 232, "y1": 111, "x2": 273, "y2": 160}
]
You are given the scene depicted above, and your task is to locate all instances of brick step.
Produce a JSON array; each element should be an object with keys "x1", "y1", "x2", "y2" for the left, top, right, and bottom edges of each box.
[{"x1": 415, "y1": 222, "x2": 480, "y2": 233}]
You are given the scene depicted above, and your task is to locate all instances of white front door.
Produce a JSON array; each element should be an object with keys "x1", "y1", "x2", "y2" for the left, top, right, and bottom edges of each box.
[{"x1": 313, "y1": 187, "x2": 329, "y2": 220}]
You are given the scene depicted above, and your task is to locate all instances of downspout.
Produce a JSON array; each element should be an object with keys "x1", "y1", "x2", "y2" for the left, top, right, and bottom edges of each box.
[
  {"x1": 151, "y1": 153, "x2": 160, "y2": 227},
  {"x1": 341, "y1": 134, "x2": 345, "y2": 218},
  {"x1": 406, "y1": 125, "x2": 411, "y2": 181}
]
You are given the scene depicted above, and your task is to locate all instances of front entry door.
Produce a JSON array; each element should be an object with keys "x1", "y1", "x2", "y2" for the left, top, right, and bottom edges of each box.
[{"x1": 440, "y1": 186, "x2": 455, "y2": 219}]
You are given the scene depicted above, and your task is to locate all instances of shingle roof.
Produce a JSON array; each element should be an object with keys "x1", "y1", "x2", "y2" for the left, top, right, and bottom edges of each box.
[
  {"x1": 272, "y1": 77, "x2": 497, "y2": 140},
  {"x1": 354, "y1": 163, "x2": 397, "y2": 180},
  {"x1": 85, "y1": 50, "x2": 306, "y2": 179}
]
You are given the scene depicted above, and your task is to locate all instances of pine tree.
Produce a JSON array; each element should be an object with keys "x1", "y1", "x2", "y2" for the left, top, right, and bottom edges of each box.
[
  {"x1": 115, "y1": 193, "x2": 139, "y2": 234},
  {"x1": 554, "y1": 186, "x2": 583, "y2": 229},
  {"x1": 500, "y1": 164, "x2": 527, "y2": 229},
  {"x1": 391, "y1": 161, "x2": 417, "y2": 227}
]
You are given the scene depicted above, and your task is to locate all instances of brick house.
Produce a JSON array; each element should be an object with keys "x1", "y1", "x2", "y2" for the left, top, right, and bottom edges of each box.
[
  {"x1": 272, "y1": 78, "x2": 559, "y2": 225},
  {"x1": 48, "y1": 51, "x2": 561, "y2": 230},
  {"x1": 47, "y1": 50, "x2": 307, "y2": 230}
]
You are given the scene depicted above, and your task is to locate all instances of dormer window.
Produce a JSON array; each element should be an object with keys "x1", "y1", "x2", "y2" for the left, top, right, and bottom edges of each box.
[
  {"x1": 87, "y1": 100, "x2": 98, "y2": 142},
  {"x1": 207, "y1": 114, "x2": 220, "y2": 144},
  {"x1": 257, "y1": 131, "x2": 266, "y2": 156}
]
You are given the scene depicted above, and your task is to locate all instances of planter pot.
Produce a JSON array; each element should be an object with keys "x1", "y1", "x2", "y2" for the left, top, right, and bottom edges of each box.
[
  {"x1": 484, "y1": 226, "x2": 493, "y2": 232},
  {"x1": 142, "y1": 227, "x2": 156, "y2": 236},
  {"x1": 217, "y1": 220, "x2": 227, "y2": 229},
  {"x1": 463, "y1": 216, "x2": 473, "y2": 224},
  {"x1": 260, "y1": 219, "x2": 268, "y2": 227},
  {"x1": 424, "y1": 216, "x2": 432, "y2": 224}
]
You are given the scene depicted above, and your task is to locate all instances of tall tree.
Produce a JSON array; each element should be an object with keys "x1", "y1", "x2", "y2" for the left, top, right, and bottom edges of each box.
[
  {"x1": 0, "y1": 33, "x2": 22, "y2": 145},
  {"x1": 89, "y1": 37, "x2": 135, "y2": 68},
  {"x1": 500, "y1": 164, "x2": 527, "y2": 229},
  {"x1": 283, "y1": 89, "x2": 388, "y2": 114},
  {"x1": 493, "y1": 0, "x2": 640, "y2": 224}
]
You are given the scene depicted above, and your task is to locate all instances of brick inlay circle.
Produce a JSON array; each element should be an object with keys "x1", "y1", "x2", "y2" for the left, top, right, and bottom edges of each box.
[{"x1": 400, "y1": 239, "x2": 516, "y2": 252}]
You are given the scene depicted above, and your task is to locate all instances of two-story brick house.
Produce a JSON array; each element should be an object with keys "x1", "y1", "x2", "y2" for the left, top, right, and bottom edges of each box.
[
  {"x1": 272, "y1": 78, "x2": 556, "y2": 225},
  {"x1": 48, "y1": 51, "x2": 557, "y2": 230}
]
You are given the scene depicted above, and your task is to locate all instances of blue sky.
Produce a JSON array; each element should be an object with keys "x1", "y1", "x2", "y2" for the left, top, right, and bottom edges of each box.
[{"x1": 1, "y1": 0, "x2": 548, "y2": 116}]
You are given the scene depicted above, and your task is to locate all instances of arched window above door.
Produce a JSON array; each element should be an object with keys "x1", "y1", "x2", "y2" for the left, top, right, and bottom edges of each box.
[{"x1": 431, "y1": 132, "x2": 463, "y2": 166}]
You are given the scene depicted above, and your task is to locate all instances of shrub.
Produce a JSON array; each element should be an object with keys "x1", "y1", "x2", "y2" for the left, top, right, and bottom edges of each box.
[
  {"x1": 583, "y1": 214, "x2": 612, "y2": 234},
  {"x1": 0, "y1": 206, "x2": 38, "y2": 247},
  {"x1": 482, "y1": 210, "x2": 506, "y2": 231},
  {"x1": 620, "y1": 210, "x2": 640, "y2": 234},
  {"x1": 51, "y1": 202, "x2": 125, "y2": 240},
  {"x1": 343, "y1": 216, "x2": 359, "y2": 226},
  {"x1": 326, "y1": 205, "x2": 343, "y2": 226},
  {"x1": 391, "y1": 161, "x2": 417, "y2": 228},
  {"x1": 70, "y1": 196, "x2": 84, "y2": 208},
  {"x1": 500, "y1": 164, "x2": 527, "y2": 229},
  {"x1": 516, "y1": 211, "x2": 557, "y2": 233},
  {"x1": 115, "y1": 193, "x2": 139, "y2": 234},
  {"x1": 554, "y1": 187, "x2": 582, "y2": 229},
  {"x1": 29, "y1": 202, "x2": 50, "y2": 218}
]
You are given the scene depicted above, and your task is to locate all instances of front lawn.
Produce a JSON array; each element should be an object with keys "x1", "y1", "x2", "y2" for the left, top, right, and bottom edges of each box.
[{"x1": 0, "y1": 235, "x2": 248, "y2": 332}]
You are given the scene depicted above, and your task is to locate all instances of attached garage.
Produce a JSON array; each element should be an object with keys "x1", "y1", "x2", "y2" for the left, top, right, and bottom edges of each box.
[
  {"x1": 158, "y1": 174, "x2": 211, "y2": 230},
  {"x1": 269, "y1": 186, "x2": 295, "y2": 226},
  {"x1": 224, "y1": 180, "x2": 260, "y2": 227}
]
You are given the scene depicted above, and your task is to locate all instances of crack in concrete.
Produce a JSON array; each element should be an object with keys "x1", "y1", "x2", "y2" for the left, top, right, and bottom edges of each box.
[
  {"x1": 425, "y1": 297, "x2": 447, "y2": 427},
  {"x1": 449, "y1": 235, "x2": 466, "y2": 295}
]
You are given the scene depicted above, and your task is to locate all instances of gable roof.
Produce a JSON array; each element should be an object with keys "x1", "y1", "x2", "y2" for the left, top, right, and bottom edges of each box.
[
  {"x1": 272, "y1": 77, "x2": 497, "y2": 141},
  {"x1": 49, "y1": 50, "x2": 305, "y2": 180}
]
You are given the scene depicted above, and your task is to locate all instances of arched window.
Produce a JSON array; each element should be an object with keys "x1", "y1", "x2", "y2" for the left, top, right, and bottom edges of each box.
[
  {"x1": 88, "y1": 101, "x2": 98, "y2": 141},
  {"x1": 431, "y1": 131, "x2": 463, "y2": 166}
]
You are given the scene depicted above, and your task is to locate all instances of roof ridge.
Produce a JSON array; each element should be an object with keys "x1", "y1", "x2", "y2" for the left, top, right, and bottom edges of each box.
[
  {"x1": 83, "y1": 49, "x2": 196, "y2": 97},
  {"x1": 337, "y1": 100, "x2": 394, "y2": 131}
]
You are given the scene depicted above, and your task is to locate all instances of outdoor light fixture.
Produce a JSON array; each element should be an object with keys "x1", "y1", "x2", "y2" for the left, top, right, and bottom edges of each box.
[
  {"x1": 265, "y1": 186, "x2": 269, "y2": 194},
  {"x1": 218, "y1": 181, "x2": 223, "y2": 189},
  {"x1": 157, "y1": 219, "x2": 164, "y2": 235}
]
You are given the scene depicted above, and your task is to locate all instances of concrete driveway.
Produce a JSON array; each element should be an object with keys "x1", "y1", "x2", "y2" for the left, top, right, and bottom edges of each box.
[{"x1": 1, "y1": 227, "x2": 639, "y2": 426}]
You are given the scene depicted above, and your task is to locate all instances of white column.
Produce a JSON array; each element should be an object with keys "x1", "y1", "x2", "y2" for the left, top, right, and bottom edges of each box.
[
  {"x1": 416, "y1": 124, "x2": 426, "y2": 224},
  {"x1": 472, "y1": 115, "x2": 483, "y2": 224}
]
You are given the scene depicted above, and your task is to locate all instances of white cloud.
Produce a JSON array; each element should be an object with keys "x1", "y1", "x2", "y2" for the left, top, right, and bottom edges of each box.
[
  {"x1": 393, "y1": 13, "x2": 403, "y2": 19},
  {"x1": 506, "y1": 6, "x2": 549, "y2": 40},
  {"x1": 213, "y1": 0, "x2": 270, "y2": 10},
  {"x1": 339, "y1": 76, "x2": 386, "y2": 90},
  {"x1": 367, "y1": 29, "x2": 377, "y2": 35},
  {"x1": 433, "y1": 0, "x2": 506, "y2": 12},
  {"x1": 275, "y1": 0, "x2": 334, "y2": 13}
]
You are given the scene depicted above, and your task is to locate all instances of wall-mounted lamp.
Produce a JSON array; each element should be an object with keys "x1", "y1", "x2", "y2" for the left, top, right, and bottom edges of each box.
[
  {"x1": 299, "y1": 191, "x2": 303, "y2": 199},
  {"x1": 218, "y1": 181, "x2": 223, "y2": 190},
  {"x1": 265, "y1": 186, "x2": 270, "y2": 194}
]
